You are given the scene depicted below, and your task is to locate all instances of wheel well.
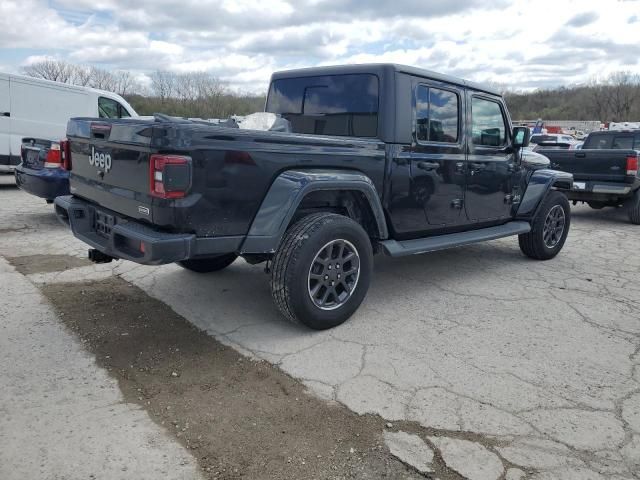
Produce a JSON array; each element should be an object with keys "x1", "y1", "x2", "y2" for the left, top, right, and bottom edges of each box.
[{"x1": 291, "y1": 190, "x2": 381, "y2": 239}]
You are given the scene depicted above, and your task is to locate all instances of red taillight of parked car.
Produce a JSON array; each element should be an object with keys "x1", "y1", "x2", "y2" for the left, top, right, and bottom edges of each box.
[
  {"x1": 627, "y1": 155, "x2": 638, "y2": 176},
  {"x1": 149, "y1": 154, "x2": 191, "y2": 199},
  {"x1": 61, "y1": 139, "x2": 72, "y2": 170},
  {"x1": 44, "y1": 142, "x2": 62, "y2": 168}
]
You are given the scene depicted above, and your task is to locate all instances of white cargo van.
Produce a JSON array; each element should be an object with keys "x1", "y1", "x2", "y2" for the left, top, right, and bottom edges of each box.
[{"x1": 0, "y1": 73, "x2": 138, "y2": 172}]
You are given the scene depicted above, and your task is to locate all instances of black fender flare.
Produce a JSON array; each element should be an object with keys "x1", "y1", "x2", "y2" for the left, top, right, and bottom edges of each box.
[
  {"x1": 516, "y1": 169, "x2": 573, "y2": 220},
  {"x1": 240, "y1": 169, "x2": 388, "y2": 254}
]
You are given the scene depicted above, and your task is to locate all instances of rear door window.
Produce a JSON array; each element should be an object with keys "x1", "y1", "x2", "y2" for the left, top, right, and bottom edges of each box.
[
  {"x1": 265, "y1": 74, "x2": 379, "y2": 137},
  {"x1": 531, "y1": 135, "x2": 557, "y2": 144},
  {"x1": 415, "y1": 85, "x2": 459, "y2": 143}
]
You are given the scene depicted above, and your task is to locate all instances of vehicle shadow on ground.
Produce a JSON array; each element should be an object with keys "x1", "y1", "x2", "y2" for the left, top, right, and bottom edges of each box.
[
  {"x1": 144, "y1": 239, "x2": 527, "y2": 340},
  {"x1": 570, "y1": 205, "x2": 632, "y2": 226}
]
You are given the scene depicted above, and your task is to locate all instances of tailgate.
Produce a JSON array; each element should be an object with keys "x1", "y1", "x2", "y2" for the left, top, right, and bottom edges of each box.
[
  {"x1": 541, "y1": 149, "x2": 631, "y2": 182},
  {"x1": 68, "y1": 119, "x2": 155, "y2": 222}
]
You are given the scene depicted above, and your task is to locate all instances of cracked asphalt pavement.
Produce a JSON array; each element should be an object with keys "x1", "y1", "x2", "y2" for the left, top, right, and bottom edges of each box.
[{"x1": 1, "y1": 174, "x2": 639, "y2": 479}]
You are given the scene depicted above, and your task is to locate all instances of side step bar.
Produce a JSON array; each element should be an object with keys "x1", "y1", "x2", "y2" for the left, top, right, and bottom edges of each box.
[{"x1": 380, "y1": 221, "x2": 531, "y2": 257}]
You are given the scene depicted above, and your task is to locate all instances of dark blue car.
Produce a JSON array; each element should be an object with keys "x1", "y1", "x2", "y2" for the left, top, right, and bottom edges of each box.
[{"x1": 15, "y1": 138, "x2": 70, "y2": 203}]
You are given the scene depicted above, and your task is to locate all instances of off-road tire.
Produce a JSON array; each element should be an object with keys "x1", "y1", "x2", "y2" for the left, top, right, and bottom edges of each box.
[
  {"x1": 519, "y1": 191, "x2": 570, "y2": 260},
  {"x1": 270, "y1": 213, "x2": 373, "y2": 330},
  {"x1": 627, "y1": 190, "x2": 640, "y2": 225},
  {"x1": 177, "y1": 253, "x2": 238, "y2": 273}
]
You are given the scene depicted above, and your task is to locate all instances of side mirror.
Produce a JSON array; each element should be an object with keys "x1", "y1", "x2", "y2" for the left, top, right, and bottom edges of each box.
[{"x1": 513, "y1": 126, "x2": 530, "y2": 148}]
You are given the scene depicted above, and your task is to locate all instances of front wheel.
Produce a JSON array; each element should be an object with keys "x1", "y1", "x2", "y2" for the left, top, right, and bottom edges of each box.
[
  {"x1": 270, "y1": 213, "x2": 373, "y2": 330},
  {"x1": 519, "y1": 191, "x2": 570, "y2": 260},
  {"x1": 177, "y1": 253, "x2": 238, "y2": 273}
]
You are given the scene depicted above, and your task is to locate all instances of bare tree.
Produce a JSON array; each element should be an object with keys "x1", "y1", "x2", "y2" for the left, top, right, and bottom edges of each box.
[
  {"x1": 22, "y1": 59, "x2": 74, "y2": 83},
  {"x1": 113, "y1": 71, "x2": 135, "y2": 96},
  {"x1": 150, "y1": 71, "x2": 176, "y2": 102},
  {"x1": 73, "y1": 65, "x2": 93, "y2": 86},
  {"x1": 607, "y1": 72, "x2": 638, "y2": 122},
  {"x1": 588, "y1": 77, "x2": 611, "y2": 121}
]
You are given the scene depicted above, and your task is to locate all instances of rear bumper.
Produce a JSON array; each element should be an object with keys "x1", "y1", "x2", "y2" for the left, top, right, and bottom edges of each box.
[
  {"x1": 565, "y1": 180, "x2": 636, "y2": 202},
  {"x1": 15, "y1": 165, "x2": 70, "y2": 200},
  {"x1": 54, "y1": 195, "x2": 243, "y2": 266}
]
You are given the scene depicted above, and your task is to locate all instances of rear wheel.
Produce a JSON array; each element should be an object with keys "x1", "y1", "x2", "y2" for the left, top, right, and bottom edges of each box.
[
  {"x1": 177, "y1": 253, "x2": 237, "y2": 273},
  {"x1": 627, "y1": 190, "x2": 640, "y2": 225},
  {"x1": 519, "y1": 191, "x2": 570, "y2": 260},
  {"x1": 270, "y1": 212, "x2": 373, "y2": 330}
]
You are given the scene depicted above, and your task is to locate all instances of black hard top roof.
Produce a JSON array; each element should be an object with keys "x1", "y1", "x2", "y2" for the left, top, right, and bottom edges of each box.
[{"x1": 270, "y1": 63, "x2": 501, "y2": 96}]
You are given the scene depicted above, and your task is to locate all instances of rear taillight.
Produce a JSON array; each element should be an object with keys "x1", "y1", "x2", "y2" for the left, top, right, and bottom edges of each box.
[
  {"x1": 627, "y1": 155, "x2": 638, "y2": 176},
  {"x1": 61, "y1": 139, "x2": 72, "y2": 170},
  {"x1": 44, "y1": 142, "x2": 62, "y2": 168},
  {"x1": 149, "y1": 154, "x2": 191, "y2": 199}
]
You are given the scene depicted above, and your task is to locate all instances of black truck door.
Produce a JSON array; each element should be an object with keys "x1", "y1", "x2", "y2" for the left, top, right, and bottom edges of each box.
[
  {"x1": 464, "y1": 94, "x2": 516, "y2": 222},
  {"x1": 408, "y1": 82, "x2": 466, "y2": 230}
]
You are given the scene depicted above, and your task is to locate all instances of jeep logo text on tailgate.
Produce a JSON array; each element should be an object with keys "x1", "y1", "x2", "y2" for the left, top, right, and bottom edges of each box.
[{"x1": 90, "y1": 146, "x2": 112, "y2": 173}]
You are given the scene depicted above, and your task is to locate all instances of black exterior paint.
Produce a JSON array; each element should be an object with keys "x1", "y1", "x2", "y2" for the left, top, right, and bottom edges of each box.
[
  {"x1": 241, "y1": 169, "x2": 387, "y2": 254},
  {"x1": 57, "y1": 64, "x2": 571, "y2": 264}
]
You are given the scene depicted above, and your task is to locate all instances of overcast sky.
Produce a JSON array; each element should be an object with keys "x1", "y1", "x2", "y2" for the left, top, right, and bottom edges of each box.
[{"x1": 1, "y1": 0, "x2": 639, "y2": 93}]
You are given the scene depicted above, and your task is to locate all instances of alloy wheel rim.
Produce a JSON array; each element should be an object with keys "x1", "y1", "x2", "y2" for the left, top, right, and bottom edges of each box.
[
  {"x1": 308, "y1": 239, "x2": 360, "y2": 311},
  {"x1": 543, "y1": 205, "x2": 566, "y2": 248}
]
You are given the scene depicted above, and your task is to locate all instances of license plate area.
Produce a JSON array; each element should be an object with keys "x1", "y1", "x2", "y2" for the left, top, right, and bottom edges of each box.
[
  {"x1": 573, "y1": 181, "x2": 586, "y2": 190},
  {"x1": 94, "y1": 211, "x2": 115, "y2": 239},
  {"x1": 23, "y1": 148, "x2": 41, "y2": 168}
]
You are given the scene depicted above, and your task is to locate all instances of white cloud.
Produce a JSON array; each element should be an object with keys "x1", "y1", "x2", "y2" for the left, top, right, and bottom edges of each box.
[{"x1": 0, "y1": 0, "x2": 639, "y2": 94}]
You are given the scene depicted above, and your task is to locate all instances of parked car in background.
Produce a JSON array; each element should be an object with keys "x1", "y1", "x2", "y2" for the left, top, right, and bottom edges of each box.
[
  {"x1": 538, "y1": 130, "x2": 640, "y2": 224},
  {"x1": 55, "y1": 63, "x2": 573, "y2": 329},
  {"x1": 530, "y1": 133, "x2": 581, "y2": 151},
  {"x1": 15, "y1": 138, "x2": 70, "y2": 203},
  {"x1": 0, "y1": 72, "x2": 137, "y2": 173}
]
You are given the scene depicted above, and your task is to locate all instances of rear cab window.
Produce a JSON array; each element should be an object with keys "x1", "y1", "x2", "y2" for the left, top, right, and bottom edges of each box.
[
  {"x1": 531, "y1": 135, "x2": 557, "y2": 144},
  {"x1": 471, "y1": 97, "x2": 507, "y2": 147},
  {"x1": 265, "y1": 74, "x2": 379, "y2": 137},
  {"x1": 584, "y1": 133, "x2": 640, "y2": 150}
]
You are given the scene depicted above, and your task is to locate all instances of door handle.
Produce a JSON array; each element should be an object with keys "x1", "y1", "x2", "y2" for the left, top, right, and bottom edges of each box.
[
  {"x1": 417, "y1": 161, "x2": 439, "y2": 171},
  {"x1": 575, "y1": 152, "x2": 586, "y2": 158},
  {"x1": 0, "y1": 112, "x2": 9, "y2": 117},
  {"x1": 455, "y1": 162, "x2": 465, "y2": 174}
]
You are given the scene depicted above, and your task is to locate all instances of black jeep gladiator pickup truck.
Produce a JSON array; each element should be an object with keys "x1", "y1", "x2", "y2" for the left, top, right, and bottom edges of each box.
[
  {"x1": 55, "y1": 64, "x2": 573, "y2": 329},
  {"x1": 538, "y1": 130, "x2": 640, "y2": 224}
]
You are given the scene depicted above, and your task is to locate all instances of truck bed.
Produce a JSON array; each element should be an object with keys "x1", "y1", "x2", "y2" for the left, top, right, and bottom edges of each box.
[
  {"x1": 65, "y1": 117, "x2": 386, "y2": 237},
  {"x1": 537, "y1": 148, "x2": 639, "y2": 203},
  {"x1": 537, "y1": 149, "x2": 635, "y2": 183}
]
